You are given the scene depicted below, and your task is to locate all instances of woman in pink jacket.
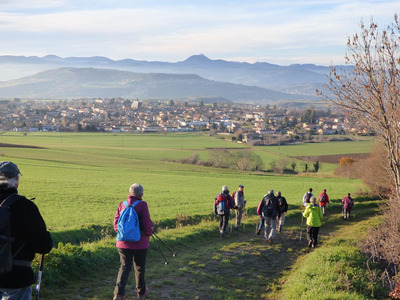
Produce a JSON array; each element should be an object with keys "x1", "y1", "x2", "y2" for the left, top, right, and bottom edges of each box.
[{"x1": 113, "y1": 183, "x2": 153, "y2": 300}]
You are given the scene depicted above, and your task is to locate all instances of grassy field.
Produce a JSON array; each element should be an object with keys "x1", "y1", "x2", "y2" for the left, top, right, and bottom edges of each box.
[
  {"x1": 0, "y1": 132, "x2": 381, "y2": 299},
  {"x1": 0, "y1": 132, "x2": 369, "y2": 231}
]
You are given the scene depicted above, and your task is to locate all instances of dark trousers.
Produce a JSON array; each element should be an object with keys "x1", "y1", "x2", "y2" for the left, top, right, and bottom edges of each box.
[
  {"x1": 114, "y1": 248, "x2": 148, "y2": 296},
  {"x1": 307, "y1": 226, "x2": 320, "y2": 247},
  {"x1": 219, "y1": 214, "x2": 229, "y2": 233},
  {"x1": 343, "y1": 208, "x2": 351, "y2": 219}
]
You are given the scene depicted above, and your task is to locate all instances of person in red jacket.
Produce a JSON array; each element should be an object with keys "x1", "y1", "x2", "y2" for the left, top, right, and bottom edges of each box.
[
  {"x1": 318, "y1": 189, "x2": 330, "y2": 215},
  {"x1": 342, "y1": 193, "x2": 354, "y2": 220},
  {"x1": 113, "y1": 183, "x2": 153, "y2": 300}
]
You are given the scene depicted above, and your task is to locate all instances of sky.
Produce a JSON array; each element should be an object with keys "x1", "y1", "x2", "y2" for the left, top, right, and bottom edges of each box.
[{"x1": 0, "y1": 0, "x2": 399, "y2": 66}]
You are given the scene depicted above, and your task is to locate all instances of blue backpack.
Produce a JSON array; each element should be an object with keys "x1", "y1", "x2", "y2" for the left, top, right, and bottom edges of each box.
[{"x1": 117, "y1": 200, "x2": 141, "y2": 242}]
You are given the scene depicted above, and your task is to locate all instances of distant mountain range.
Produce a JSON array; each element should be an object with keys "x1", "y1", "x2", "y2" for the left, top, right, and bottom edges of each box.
[{"x1": 0, "y1": 54, "x2": 349, "y2": 103}]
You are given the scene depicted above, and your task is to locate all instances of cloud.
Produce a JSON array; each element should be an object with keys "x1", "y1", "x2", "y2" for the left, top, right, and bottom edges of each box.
[{"x1": 0, "y1": 0, "x2": 399, "y2": 65}]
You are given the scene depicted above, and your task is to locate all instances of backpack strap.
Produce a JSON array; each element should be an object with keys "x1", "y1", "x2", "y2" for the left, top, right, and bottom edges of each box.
[
  {"x1": 131, "y1": 200, "x2": 140, "y2": 208},
  {"x1": 123, "y1": 200, "x2": 140, "y2": 208},
  {"x1": 0, "y1": 193, "x2": 21, "y2": 208}
]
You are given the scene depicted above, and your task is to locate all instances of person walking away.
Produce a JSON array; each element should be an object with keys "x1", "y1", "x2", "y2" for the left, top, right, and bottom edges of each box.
[
  {"x1": 342, "y1": 193, "x2": 354, "y2": 220},
  {"x1": 256, "y1": 198, "x2": 264, "y2": 235},
  {"x1": 233, "y1": 185, "x2": 245, "y2": 231},
  {"x1": 114, "y1": 183, "x2": 153, "y2": 300},
  {"x1": 276, "y1": 191, "x2": 288, "y2": 232},
  {"x1": 302, "y1": 196, "x2": 323, "y2": 248},
  {"x1": 260, "y1": 190, "x2": 279, "y2": 243},
  {"x1": 302, "y1": 188, "x2": 313, "y2": 207},
  {"x1": 318, "y1": 189, "x2": 330, "y2": 215},
  {"x1": 214, "y1": 185, "x2": 234, "y2": 238},
  {"x1": 0, "y1": 161, "x2": 53, "y2": 300}
]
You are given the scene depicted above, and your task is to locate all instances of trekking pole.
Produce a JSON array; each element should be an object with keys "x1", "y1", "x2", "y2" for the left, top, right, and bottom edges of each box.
[
  {"x1": 152, "y1": 235, "x2": 168, "y2": 265},
  {"x1": 243, "y1": 207, "x2": 246, "y2": 232},
  {"x1": 299, "y1": 213, "x2": 304, "y2": 243},
  {"x1": 153, "y1": 233, "x2": 176, "y2": 257},
  {"x1": 35, "y1": 254, "x2": 45, "y2": 300}
]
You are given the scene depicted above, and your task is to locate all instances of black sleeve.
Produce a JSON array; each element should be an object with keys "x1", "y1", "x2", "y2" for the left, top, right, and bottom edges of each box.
[
  {"x1": 284, "y1": 197, "x2": 289, "y2": 212},
  {"x1": 26, "y1": 202, "x2": 53, "y2": 254}
]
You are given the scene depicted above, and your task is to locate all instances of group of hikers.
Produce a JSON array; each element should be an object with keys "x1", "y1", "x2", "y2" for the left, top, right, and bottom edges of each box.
[
  {"x1": 214, "y1": 185, "x2": 355, "y2": 248},
  {"x1": 0, "y1": 160, "x2": 356, "y2": 300}
]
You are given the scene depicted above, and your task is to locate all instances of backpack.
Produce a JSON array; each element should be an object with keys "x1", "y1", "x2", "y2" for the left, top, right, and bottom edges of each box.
[
  {"x1": 117, "y1": 200, "x2": 141, "y2": 242},
  {"x1": 0, "y1": 194, "x2": 24, "y2": 275},
  {"x1": 231, "y1": 191, "x2": 236, "y2": 201},
  {"x1": 345, "y1": 198, "x2": 354, "y2": 210},
  {"x1": 215, "y1": 194, "x2": 227, "y2": 215},
  {"x1": 262, "y1": 195, "x2": 276, "y2": 218},
  {"x1": 320, "y1": 194, "x2": 326, "y2": 203},
  {"x1": 305, "y1": 193, "x2": 311, "y2": 203}
]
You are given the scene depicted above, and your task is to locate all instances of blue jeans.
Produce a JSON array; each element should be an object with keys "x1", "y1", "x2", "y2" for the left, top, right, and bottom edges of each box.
[{"x1": 0, "y1": 286, "x2": 32, "y2": 300}]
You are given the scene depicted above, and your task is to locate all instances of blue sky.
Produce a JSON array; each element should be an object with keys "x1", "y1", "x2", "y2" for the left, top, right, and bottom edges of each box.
[{"x1": 0, "y1": 0, "x2": 399, "y2": 66}]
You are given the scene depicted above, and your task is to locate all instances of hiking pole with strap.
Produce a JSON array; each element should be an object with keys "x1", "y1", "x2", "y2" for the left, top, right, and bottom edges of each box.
[
  {"x1": 35, "y1": 254, "x2": 44, "y2": 300},
  {"x1": 151, "y1": 235, "x2": 168, "y2": 265},
  {"x1": 153, "y1": 233, "x2": 176, "y2": 257}
]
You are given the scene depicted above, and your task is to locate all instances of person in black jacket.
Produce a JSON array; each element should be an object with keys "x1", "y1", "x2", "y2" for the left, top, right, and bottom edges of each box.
[
  {"x1": 276, "y1": 191, "x2": 288, "y2": 232},
  {"x1": 259, "y1": 190, "x2": 280, "y2": 243},
  {"x1": 0, "y1": 161, "x2": 52, "y2": 300}
]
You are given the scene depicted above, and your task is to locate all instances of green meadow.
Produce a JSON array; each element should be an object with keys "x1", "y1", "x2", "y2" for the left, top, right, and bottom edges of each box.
[
  {"x1": 0, "y1": 132, "x2": 382, "y2": 299},
  {"x1": 0, "y1": 132, "x2": 368, "y2": 232}
]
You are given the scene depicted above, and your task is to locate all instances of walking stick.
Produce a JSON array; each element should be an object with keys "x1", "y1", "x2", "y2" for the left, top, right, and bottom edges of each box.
[
  {"x1": 152, "y1": 233, "x2": 176, "y2": 257},
  {"x1": 35, "y1": 254, "x2": 44, "y2": 300},
  {"x1": 299, "y1": 213, "x2": 304, "y2": 243},
  {"x1": 152, "y1": 235, "x2": 168, "y2": 265}
]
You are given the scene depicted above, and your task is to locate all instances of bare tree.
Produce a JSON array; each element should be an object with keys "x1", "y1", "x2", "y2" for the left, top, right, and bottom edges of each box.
[{"x1": 318, "y1": 16, "x2": 400, "y2": 199}]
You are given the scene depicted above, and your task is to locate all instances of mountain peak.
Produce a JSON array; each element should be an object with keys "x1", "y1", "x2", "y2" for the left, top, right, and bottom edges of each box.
[{"x1": 184, "y1": 54, "x2": 211, "y2": 63}]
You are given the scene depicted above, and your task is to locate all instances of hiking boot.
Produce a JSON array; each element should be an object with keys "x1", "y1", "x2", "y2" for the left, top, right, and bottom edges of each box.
[
  {"x1": 267, "y1": 238, "x2": 273, "y2": 244},
  {"x1": 220, "y1": 231, "x2": 225, "y2": 238},
  {"x1": 137, "y1": 287, "x2": 150, "y2": 299},
  {"x1": 256, "y1": 228, "x2": 261, "y2": 236},
  {"x1": 113, "y1": 295, "x2": 126, "y2": 300},
  {"x1": 308, "y1": 240, "x2": 313, "y2": 248}
]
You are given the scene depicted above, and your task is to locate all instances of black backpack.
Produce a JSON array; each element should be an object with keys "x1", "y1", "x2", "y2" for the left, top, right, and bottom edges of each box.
[
  {"x1": 0, "y1": 194, "x2": 24, "y2": 275},
  {"x1": 262, "y1": 195, "x2": 276, "y2": 218},
  {"x1": 305, "y1": 193, "x2": 312, "y2": 203}
]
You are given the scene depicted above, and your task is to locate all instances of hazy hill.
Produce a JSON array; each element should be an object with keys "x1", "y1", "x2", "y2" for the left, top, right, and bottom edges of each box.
[
  {"x1": 0, "y1": 54, "x2": 345, "y2": 97},
  {"x1": 0, "y1": 67, "x2": 307, "y2": 103}
]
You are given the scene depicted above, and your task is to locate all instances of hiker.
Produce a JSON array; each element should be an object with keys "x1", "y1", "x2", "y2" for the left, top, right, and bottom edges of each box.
[
  {"x1": 302, "y1": 188, "x2": 313, "y2": 206},
  {"x1": 276, "y1": 191, "x2": 288, "y2": 232},
  {"x1": 318, "y1": 189, "x2": 330, "y2": 215},
  {"x1": 113, "y1": 183, "x2": 153, "y2": 300},
  {"x1": 256, "y1": 198, "x2": 264, "y2": 235},
  {"x1": 214, "y1": 185, "x2": 234, "y2": 238},
  {"x1": 259, "y1": 190, "x2": 279, "y2": 243},
  {"x1": 233, "y1": 185, "x2": 245, "y2": 231},
  {"x1": 302, "y1": 196, "x2": 323, "y2": 248},
  {"x1": 0, "y1": 161, "x2": 53, "y2": 300},
  {"x1": 341, "y1": 193, "x2": 354, "y2": 220}
]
